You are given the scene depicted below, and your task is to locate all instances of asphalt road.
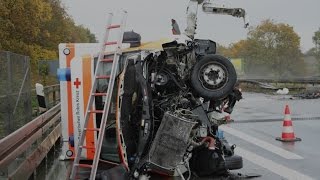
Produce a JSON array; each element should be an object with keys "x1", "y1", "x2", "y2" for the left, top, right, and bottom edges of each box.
[
  {"x1": 224, "y1": 92, "x2": 320, "y2": 180},
  {"x1": 37, "y1": 92, "x2": 320, "y2": 180}
]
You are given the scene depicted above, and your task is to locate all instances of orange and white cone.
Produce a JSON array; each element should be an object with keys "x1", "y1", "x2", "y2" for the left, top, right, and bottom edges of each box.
[{"x1": 276, "y1": 105, "x2": 301, "y2": 142}]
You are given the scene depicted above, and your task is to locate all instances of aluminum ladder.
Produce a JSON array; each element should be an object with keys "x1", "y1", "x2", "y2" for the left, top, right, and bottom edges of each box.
[{"x1": 70, "y1": 11, "x2": 127, "y2": 180}]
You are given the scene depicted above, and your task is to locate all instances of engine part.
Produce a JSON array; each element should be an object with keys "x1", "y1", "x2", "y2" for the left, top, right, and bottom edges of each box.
[
  {"x1": 138, "y1": 174, "x2": 150, "y2": 180},
  {"x1": 123, "y1": 31, "x2": 141, "y2": 47},
  {"x1": 225, "y1": 155, "x2": 243, "y2": 170},
  {"x1": 221, "y1": 138, "x2": 235, "y2": 157},
  {"x1": 192, "y1": 105, "x2": 212, "y2": 130},
  {"x1": 155, "y1": 72, "x2": 169, "y2": 86},
  {"x1": 194, "y1": 39, "x2": 216, "y2": 55},
  {"x1": 201, "y1": 136, "x2": 216, "y2": 150},
  {"x1": 133, "y1": 62, "x2": 153, "y2": 167},
  {"x1": 191, "y1": 55, "x2": 237, "y2": 99},
  {"x1": 198, "y1": 125, "x2": 208, "y2": 138},
  {"x1": 179, "y1": 98, "x2": 192, "y2": 109},
  {"x1": 190, "y1": 145, "x2": 226, "y2": 176},
  {"x1": 147, "y1": 112, "x2": 197, "y2": 174}
]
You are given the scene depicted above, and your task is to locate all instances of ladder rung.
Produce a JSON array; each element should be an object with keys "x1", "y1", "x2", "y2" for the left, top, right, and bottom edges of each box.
[
  {"x1": 80, "y1": 146, "x2": 95, "y2": 150},
  {"x1": 105, "y1": 41, "x2": 117, "y2": 46},
  {"x1": 96, "y1": 75, "x2": 110, "y2": 79},
  {"x1": 89, "y1": 110, "x2": 104, "y2": 113},
  {"x1": 100, "y1": 58, "x2": 113, "y2": 63},
  {"x1": 84, "y1": 128, "x2": 100, "y2": 131},
  {"x1": 107, "y1": 25, "x2": 121, "y2": 29},
  {"x1": 76, "y1": 164, "x2": 92, "y2": 168},
  {"x1": 70, "y1": 11, "x2": 127, "y2": 180},
  {"x1": 92, "y1": 93, "x2": 107, "y2": 96}
]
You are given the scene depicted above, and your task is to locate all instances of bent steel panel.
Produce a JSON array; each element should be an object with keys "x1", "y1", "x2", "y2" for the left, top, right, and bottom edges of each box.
[
  {"x1": 0, "y1": 103, "x2": 60, "y2": 157},
  {"x1": 8, "y1": 123, "x2": 61, "y2": 180},
  {"x1": 0, "y1": 112, "x2": 61, "y2": 169}
]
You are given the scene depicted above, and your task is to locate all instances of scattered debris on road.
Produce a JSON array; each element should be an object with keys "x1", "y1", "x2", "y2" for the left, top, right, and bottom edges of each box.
[{"x1": 293, "y1": 87, "x2": 320, "y2": 99}]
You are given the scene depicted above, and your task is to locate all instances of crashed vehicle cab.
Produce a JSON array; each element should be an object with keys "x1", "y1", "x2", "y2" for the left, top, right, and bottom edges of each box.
[{"x1": 96, "y1": 31, "x2": 243, "y2": 179}]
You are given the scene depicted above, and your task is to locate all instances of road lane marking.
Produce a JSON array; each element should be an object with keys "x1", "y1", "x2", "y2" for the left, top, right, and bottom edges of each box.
[
  {"x1": 220, "y1": 126, "x2": 303, "y2": 159},
  {"x1": 236, "y1": 147, "x2": 314, "y2": 180}
]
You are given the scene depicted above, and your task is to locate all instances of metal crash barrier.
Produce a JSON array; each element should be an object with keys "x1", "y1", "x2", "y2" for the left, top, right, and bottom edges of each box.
[{"x1": 0, "y1": 103, "x2": 61, "y2": 180}]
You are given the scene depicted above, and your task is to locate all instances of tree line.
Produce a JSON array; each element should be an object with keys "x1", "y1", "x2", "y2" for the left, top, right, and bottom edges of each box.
[
  {"x1": 218, "y1": 19, "x2": 320, "y2": 78},
  {"x1": 307, "y1": 28, "x2": 320, "y2": 59},
  {"x1": 0, "y1": 0, "x2": 96, "y2": 69}
]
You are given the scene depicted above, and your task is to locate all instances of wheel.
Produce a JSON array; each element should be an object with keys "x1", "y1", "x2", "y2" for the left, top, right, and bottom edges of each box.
[
  {"x1": 225, "y1": 155, "x2": 243, "y2": 170},
  {"x1": 190, "y1": 55, "x2": 237, "y2": 99}
]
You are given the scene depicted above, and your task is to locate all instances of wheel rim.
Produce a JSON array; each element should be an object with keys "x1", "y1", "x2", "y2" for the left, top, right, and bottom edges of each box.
[{"x1": 198, "y1": 61, "x2": 228, "y2": 91}]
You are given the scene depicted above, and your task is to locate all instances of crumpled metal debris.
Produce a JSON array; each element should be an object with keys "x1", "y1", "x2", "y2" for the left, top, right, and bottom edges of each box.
[{"x1": 293, "y1": 88, "x2": 320, "y2": 99}]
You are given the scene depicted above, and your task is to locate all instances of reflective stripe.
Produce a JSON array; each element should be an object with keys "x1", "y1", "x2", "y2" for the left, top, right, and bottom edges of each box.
[
  {"x1": 236, "y1": 147, "x2": 312, "y2": 180},
  {"x1": 283, "y1": 120, "x2": 293, "y2": 126},
  {"x1": 282, "y1": 132, "x2": 295, "y2": 139},
  {"x1": 220, "y1": 126, "x2": 303, "y2": 159},
  {"x1": 66, "y1": 43, "x2": 75, "y2": 156},
  {"x1": 282, "y1": 126, "x2": 294, "y2": 133},
  {"x1": 283, "y1": 114, "x2": 291, "y2": 121},
  {"x1": 82, "y1": 56, "x2": 95, "y2": 160}
]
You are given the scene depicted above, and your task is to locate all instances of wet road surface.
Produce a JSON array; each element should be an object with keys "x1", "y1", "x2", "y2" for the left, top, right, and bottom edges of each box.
[
  {"x1": 224, "y1": 92, "x2": 320, "y2": 179},
  {"x1": 37, "y1": 92, "x2": 320, "y2": 180}
]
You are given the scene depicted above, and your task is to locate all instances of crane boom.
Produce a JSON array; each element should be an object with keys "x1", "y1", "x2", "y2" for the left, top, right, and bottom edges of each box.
[
  {"x1": 185, "y1": 0, "x2": 249, "y2": 39},
  {"x1": 185, "y1": 0, "x2": 201, "y2": 39}
]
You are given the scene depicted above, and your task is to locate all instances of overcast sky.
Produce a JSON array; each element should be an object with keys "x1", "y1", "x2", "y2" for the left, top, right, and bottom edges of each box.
[{"x1": 61, "y1": 0, "x2": 320, "y2": 52}]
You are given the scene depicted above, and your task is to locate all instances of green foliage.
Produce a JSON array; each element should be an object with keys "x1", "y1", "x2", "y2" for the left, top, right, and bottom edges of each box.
[
  {"x1": 0, "y1": 0, "x2": 97, "y2": 73},
  {"x1": 216, "y1": 44, "x2": 228, "y2": 56},
  {"x1": 312, "y1": 28, "x2": 320, "y2": 48},
  {"x1": 217, "y1": 40, "x2": 248, "y2": 58},
  {"x1": 310, "y1": 28, "x2": 320, "y2": 72},
  {"x1": 311, "y1": 28, "x2": 320, "y2": 59},
  {"x1": 39, "y1": 64, "x2": 49, "y2": 76},
  {"x1": 220, "y1": 19, "x2": 305, "y2": 78}
]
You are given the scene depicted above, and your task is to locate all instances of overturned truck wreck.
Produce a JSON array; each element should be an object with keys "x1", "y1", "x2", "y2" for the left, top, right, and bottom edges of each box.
[
  {"x1": 62, "y1": 0, "x2": 248, "y2": 179},
  {"x1": 95, "y1": 30, "x2": 243, "y2": 179}
]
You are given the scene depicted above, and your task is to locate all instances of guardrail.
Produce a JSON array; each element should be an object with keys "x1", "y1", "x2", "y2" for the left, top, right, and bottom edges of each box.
[
  {"x1": 238, "y1": 78, "x2": 320, "y2": 84},
  {"x1": 0, "y1": 103, "x2": 61, "y2": 180}
]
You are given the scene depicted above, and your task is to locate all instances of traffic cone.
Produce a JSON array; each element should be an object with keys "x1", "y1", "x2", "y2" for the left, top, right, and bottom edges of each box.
[{"x1": 276, "y1": 105, "x2": 301, "y2": 142}]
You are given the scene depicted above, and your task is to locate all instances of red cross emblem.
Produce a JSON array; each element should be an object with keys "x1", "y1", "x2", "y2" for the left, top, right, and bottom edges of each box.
[{"x1": 73, "y1": 78, "x2": 81, "y2": 89}]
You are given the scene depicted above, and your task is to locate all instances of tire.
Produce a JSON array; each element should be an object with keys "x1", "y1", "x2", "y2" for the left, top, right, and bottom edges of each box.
[
  {"x1": 225, "y1": 155, "x2": 243, "y2": 170},
  {"x1": 190, "y1": 55, "x2": 237, "y2": 99}
]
